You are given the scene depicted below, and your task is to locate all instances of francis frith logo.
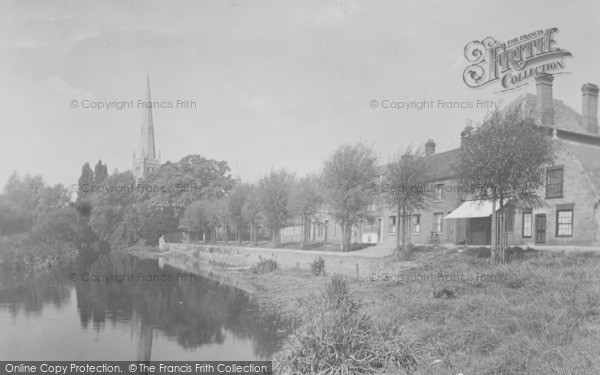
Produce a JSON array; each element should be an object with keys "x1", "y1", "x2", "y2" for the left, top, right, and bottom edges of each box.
[{"x1": 463, "y1": 27, "x2": 572, "y2": 91}]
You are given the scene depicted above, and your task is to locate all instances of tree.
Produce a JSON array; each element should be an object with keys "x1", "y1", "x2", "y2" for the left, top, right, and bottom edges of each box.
[
  {"x1": 226, "y1": 183, "x2": 251, "y2": 243},
  {"x1": 321, "y1": 142, "x2": 378, "y2": 252},
  {"x1": 289, "y1": 175, "x2": 323, "y2": 249},
  {"x1": 181, "y1": 200, "x2": 215, "y2": 243},
  {"x1": 258, "y1": 169, "x2": 294, "y2": 248},
  {"x1": 139, "y1": 155, "x2": 234, "y2": 224},
  {"x1": 93, "y1": 160, "x2": 109, "y2": 185},
  {"x1": 242, "y1": 184, "x2": 262, "y2": 246},
  {"x1": 454, "y1": 107, "x2": 556, "y2": 263},
  {"x1": 0, "y1": 172, "x2": 45, "y2": 233},
  {"x1": 89, "y1": 170, "x2": 137, "y2": 247},
  {"x1": 77, "y1": 163, "x2": 95, "y2": 202},
  {"x1": 384, "y1": 147, "x2": 432, "y2": 260}
]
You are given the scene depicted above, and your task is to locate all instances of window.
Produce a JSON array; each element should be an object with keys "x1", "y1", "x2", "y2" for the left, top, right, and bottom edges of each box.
[
  {"x1": 522, "y1": 212, "x2": 532, "y2": 238},
  {"x1": 389, "y1": 216, "x2": 397, "y2": 233},
  {"x1": 546, "y1": 167, "x2": 564, "y2": 198},
  {"x1": 556, "y1": 209, "x2": 573, "y2": 237},
  {"x1": 433, "y1": 213, "x2": 443, "y2": 233},
  {"x1": 333, "y1": 222, "x2": 337, "y2": 237},
  {"x1": 435, "y1": 184, "x2": 445, "y2": 201},
  {"x1": 318, "y1": 223, "x2": 324, "y2": 237},
  {"x1": 411, "y1": 214, "x2": 421, "y2": 233}
]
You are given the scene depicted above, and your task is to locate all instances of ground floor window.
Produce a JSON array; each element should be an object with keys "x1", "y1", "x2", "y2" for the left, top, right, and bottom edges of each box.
[
  {"x1": 522, "y1": 212, "x2": 532, "y2": 238},
  {"x1": 433, "y1": 213, "x2": 443, "y2": 233},
  {"x1": 556, "y1": 209, "x2": 573, "y2": 237},
  {"x1": 411, "y1": 214, "x2": 421, "y2": 233},
  {"x1": 389, "y1": 216, "x2": 397, "y2": 233},
  {"x1": 318, "y1": 223, "x2": 324, "y2": 237}
]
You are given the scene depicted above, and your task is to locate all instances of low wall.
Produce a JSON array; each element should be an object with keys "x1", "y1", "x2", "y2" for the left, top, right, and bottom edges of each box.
[{"x1": 160, "y1": 242, "x2": 390, "y2": 279}]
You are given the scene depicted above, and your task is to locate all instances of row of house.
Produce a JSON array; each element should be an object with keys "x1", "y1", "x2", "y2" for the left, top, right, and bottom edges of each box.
[{"x1": 282, "y1": 73, "x2": 600, "y2": 247}]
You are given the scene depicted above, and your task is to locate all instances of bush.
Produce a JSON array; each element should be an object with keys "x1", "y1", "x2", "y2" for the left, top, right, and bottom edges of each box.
[
  {"x1": 274, "y1": 278, "x2": 417, "y2": 374},
  {"x1": 310, "y1": 256, "x2": 325, "y2": 276},
  {"x1": 250, "y1": 259, "x2": 278, "y2": 274},
  {"x1": 324, "y1": 274, "x2": 353, "y2": 308}
]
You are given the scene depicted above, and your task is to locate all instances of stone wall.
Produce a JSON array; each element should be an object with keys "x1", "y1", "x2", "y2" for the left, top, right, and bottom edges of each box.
[{"x1": 160, "y1": 242, "x2": 390, "y2": 279}]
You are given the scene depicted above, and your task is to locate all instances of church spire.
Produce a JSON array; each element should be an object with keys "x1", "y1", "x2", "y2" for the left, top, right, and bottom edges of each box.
[
  {"x1": 133, "y1": 74, "x2": 160, "y2": 180},
  {"x1": 138, "y1": 73, "x2": 156, "y2": 160}
]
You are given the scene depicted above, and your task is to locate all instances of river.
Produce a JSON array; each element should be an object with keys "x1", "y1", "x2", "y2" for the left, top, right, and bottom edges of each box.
[{"x1": 0, "y1": 253, "x2": 287, "y2": 361}]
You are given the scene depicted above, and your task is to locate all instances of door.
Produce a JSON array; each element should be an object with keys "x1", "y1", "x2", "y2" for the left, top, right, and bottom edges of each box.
[
  {"x1": 377, "y1": 218, "x2": 383, "y2": 243},
  {"x1": 535, "y1": 214, "x2": 546, "y2": 244}
]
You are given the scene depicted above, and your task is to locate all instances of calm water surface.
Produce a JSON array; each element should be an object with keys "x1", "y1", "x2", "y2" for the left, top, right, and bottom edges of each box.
[{"x1": 0, "y1": 253, "x2": 286, "y2": 360}]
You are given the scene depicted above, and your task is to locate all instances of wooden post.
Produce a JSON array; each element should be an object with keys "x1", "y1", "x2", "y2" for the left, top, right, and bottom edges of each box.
[{"x1": 356, "y1": 263, "x2": 359, "y2": 279}]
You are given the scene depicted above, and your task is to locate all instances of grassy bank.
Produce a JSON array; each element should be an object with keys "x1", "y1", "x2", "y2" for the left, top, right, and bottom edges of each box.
[
  {"x1": 0, "y1": 234, "x2": 79, "y2": 290},
  {"x1": 248, "y1": 246, "x2": 600, "y2": 374},
  {"x1": 121, "y1": 244, "x2": 600, "y2": 373}
]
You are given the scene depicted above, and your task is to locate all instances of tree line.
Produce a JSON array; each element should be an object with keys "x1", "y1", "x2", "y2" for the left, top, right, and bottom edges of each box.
[{"x1": 0, "y1": 107, "x2": 556, "y2": 262}]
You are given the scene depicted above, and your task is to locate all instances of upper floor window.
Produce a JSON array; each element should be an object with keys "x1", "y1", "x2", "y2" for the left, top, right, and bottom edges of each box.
[
  {"x1": 546, "y1": 166, "x2": 564, "y2": 199},
  {"x1": 435, "y1": 184, "x2": 445, "y2": 201}
]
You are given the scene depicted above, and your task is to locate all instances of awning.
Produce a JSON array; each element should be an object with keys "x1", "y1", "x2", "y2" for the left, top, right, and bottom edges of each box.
[{"x1": 444, "y1": 200, "x2": 500, "y2": 219}]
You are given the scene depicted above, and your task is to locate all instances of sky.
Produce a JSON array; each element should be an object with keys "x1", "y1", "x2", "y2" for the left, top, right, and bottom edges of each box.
[{"x1": 1, "y1": 0, "x2": 599, "y2": 188}]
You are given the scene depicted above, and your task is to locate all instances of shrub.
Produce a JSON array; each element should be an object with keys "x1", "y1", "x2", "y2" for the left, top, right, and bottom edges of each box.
[
  {"x1": 274, "y1": 279, "x2": 417, "y2": 374},
  {"x1": 324, "y1": 274, "x2": 352, "y2": 308},
  {"x1": 250, "y1": 259, "x2": 278, "y2": 274},
  {"x1": 310, "y1": 256, "x2": 325, "y2": 276}
]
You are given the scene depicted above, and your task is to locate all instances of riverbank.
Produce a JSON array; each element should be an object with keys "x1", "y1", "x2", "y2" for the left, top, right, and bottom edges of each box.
[
  {"x1": 0, "y1": 234, "x2": 79, "y2": 290},
  {"x1": 124, "y1": 244, "x2": 600, "y2": 374}
]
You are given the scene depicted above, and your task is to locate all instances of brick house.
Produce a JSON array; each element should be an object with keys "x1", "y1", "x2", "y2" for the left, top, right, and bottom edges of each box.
[{"x1": 376, "y1": 74, "x2": 600, "y2": 247}]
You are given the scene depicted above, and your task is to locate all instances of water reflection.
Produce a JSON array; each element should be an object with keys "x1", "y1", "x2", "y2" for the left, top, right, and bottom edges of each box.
[{"x1": 0, "y1": 253, "x2": 287, "y2": 361}]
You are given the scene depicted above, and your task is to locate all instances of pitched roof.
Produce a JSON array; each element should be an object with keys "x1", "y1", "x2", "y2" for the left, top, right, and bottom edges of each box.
[
  {"x1": 561, "y1": 140, "x2": 600, "y2": 200},
  {"x1": 424, "y1": 148, "x2": 460, "y2": 181},
  {"x1": 376, "y1": 148, "x2": 460, "y2": 182},
  {"x1": 505, "y1": 93, "x2": 590, "y2": 135}
]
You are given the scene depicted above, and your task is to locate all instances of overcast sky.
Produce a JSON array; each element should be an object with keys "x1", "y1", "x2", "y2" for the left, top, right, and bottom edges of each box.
[{"x1": 1, "y1": 0, "x2": 599, "y2": 188}]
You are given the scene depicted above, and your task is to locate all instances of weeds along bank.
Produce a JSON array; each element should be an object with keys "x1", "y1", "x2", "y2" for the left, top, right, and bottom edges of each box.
[{"x1": 0, "y1": 234, "x2": 78, "y2": 290}]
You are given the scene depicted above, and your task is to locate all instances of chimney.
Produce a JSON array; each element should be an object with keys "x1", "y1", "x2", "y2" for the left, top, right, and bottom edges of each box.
[
  {"x1": 425, "y1": 139, "x2": 436, "y2": 156},
  {"x1": 582, "y1": 83, "x2": 599, "y2": 134},
  {"x1": 535, "y1": 73, "x2": 554, "y2": 126}
]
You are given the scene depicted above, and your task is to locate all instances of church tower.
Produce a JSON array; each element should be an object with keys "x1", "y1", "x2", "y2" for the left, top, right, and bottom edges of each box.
[{"x1": 132, "y1": 74, "x2": 161, "y2": 180}]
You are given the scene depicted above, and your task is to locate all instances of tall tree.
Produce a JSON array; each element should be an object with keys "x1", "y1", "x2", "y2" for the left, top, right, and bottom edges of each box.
[
  {"x1": 289, "y1": 174, "x2": 323, "y2": 249},
  {"x1": 454, "y1": 107, "x2": 556, "y2": 263},
  {"x1": 93, "y1": 160, "x2": 109, "y2": 185},
  {"x1": 242, "y1": 184, "x2": 262, "y2": 246},
  {"x1": 140, "y1": 155, "x2": 234, "y2": 224},
  {"x1": 321, "y1": 142, "x2": 378, "y2": 252},
  {"x1": 77, "y1": 162, "x2": 95, "y2": 202},
  {"x1": 226, "y1": 183, "x2": 250, "y2": 243},
  {"x1": 0, "y1": 172, "x2": 45, "y2": 233},
  {"x1": 258, "y1": 169, "x2": 294, "y2": 248},
  {"x1": 384, "y1": 147, "x2": 432, "y2": 260}
]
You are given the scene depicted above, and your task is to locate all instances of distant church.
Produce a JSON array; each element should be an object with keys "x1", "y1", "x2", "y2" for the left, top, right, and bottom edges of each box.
[{"x1": 132, "y1": 75, "x2": 161, "y2": 180}]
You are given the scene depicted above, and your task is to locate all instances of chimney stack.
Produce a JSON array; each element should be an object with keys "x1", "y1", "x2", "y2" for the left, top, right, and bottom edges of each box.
[
  {"x1": 425, "y1": 139, "x2": 436, "y2": 156},
  {"x1": 535, "y1": 73, "x2": 554, "y2": 126},
  {"x1": 582, "y1": 83, "x2": 599, "y2": 134}
]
